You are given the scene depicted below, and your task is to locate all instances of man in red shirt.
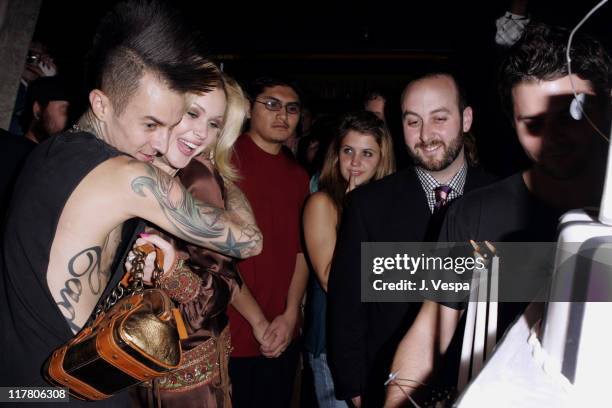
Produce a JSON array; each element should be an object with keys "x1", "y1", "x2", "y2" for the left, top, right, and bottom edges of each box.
[{"x1": 228, "y1": 77, "x2": 310, "y2": 407}]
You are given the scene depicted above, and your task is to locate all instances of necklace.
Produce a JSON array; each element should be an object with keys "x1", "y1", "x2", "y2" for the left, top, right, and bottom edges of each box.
[{"x1": 70, "y1": 112, "x2": 104, "y2": 141}]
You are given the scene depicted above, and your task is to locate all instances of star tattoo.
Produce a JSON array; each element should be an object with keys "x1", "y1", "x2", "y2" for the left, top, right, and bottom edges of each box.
[{"x1": 211, "y1": 230, "x2": 254, "y2": 258}]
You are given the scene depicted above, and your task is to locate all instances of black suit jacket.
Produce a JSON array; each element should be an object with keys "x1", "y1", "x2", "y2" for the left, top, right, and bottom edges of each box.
[{"x1": 327, "y1": 166, "x2": 496, "y2": 406}]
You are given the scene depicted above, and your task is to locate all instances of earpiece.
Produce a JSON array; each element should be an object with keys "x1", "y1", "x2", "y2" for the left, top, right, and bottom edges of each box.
[{"x1": 570, "y1": 93, "x2": 585, "y2": 120}]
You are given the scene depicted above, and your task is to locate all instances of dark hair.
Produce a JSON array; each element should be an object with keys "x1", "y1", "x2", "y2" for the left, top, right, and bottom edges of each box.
[
  {"x1": 246, "y1": 76, "x2": 303, "y2": 103},
  {"x1": 319, "y1": 111, "x2": 395, "y2": 220},
  {"x1": 86, "y1": 0, "x2": 220, "y2": 114},
  {"x1": 499, "y1": 22, "x2": 612, "y2": 119}
]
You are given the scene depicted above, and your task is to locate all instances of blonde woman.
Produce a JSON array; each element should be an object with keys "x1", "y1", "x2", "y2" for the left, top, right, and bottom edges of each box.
[{"x1": 130, "y1": 75, "x2": 268, "y2": 407}]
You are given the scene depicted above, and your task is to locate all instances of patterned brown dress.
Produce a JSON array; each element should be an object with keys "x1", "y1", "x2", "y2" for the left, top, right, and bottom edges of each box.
[{"x1": 132, "y1": 157, "x2": 240, "y2": 408}]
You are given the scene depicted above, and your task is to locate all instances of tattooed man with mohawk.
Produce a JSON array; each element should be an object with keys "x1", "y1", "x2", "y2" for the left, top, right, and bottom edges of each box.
[{"x1": 0, "y1": 1, "x2": 261, "y2": 401}]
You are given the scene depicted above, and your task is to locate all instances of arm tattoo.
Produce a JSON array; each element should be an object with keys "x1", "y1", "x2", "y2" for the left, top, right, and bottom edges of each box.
[
  {"x1": 222, "y1": 180, "x2": 262, "y2": 252},
  {"x1": 131, "y1": 163, "x2": 225, "y2": 239},
  {"x1": 211, "y1": 230, "x2": 254, "y2": 258},
  {"x1": 55, "y1": 246, "x2": 103, "y2": 332}
]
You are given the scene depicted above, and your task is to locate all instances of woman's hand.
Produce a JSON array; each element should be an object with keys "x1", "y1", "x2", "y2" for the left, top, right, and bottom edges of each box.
[
  {"x1": 124, "y1": 233, "x2": 177, "y2": 284},
  {"x1": 346, "y1": 173, "x2": 358, "y2": 193}
]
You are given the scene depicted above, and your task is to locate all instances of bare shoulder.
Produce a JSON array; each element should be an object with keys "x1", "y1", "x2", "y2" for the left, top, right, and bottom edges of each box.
[
  {"x1": 56, "y1": 156, "x2": 139, "y2": 233},
  {"x1": 75, "y1": 155, "x2": 145, "y2": 186},
  {"x1": 101, "y1": 155, "x2": 156, "y2": 179},
  {"x1": 304, "y1": 191, "x2": 337, "y2": 224},
  {"x1": 59, "y1": 156, "x2": 165, "y2": 222},
  {"x1": 306, "y1": 191, "x2": 335, "y2": 208},
  {"x1": 85, "y1": 156, "x2": 174, "y2": 195}
]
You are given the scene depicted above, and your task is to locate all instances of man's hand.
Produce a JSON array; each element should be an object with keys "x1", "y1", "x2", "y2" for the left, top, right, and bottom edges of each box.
[{"x1": 260, "y1": 310, "x2": 298, "y2": 358}]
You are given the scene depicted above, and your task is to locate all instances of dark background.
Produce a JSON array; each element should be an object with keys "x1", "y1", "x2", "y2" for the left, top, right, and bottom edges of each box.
[{"x1": 32, "y1": 0, "x2": 612, "y2": 175}]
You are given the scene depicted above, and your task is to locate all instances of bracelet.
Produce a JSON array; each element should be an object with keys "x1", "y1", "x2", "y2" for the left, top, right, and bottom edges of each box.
[
  {"x1": 151, "y1": 254, "x2": 180, "y2": 287},
  {"x1": 159, "y1": 260, "x2": 202, "y2": 303}
]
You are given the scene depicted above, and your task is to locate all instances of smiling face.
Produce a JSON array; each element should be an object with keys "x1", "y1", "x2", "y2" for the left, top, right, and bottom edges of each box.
[
  {"x1": 248, "y1": 85, "x2": 301, "y2": 149},
  {"x1": 512, "y1": 75, "x2": 602, "y2": 179},
  {"x1": 401, "y1": 75, "x2": 472, "y2": 172},
  {"x1": 98, "y1": 71, "x2": 185, "y2": 162},
  {"x1": 338, "y1": 130, "x2": 382, "y2": 185},
  {"x1": 164, "y1": 87, "x2": 227, "y2": 169}
]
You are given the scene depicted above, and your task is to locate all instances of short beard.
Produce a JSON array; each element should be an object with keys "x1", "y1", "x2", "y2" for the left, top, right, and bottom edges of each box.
[{"x1": 409, "y1": 132, "x2": 464, "y2": 171}]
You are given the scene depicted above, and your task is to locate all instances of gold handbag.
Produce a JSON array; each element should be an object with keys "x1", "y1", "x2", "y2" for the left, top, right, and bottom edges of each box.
[{"x1": 43, "y1": 244, "x2": 188, "y2": 400}]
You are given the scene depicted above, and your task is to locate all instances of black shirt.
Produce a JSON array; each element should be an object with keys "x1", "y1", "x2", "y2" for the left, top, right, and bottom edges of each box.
[
  {"x1": 439, "y1": 172, "x2": 564, "y2": 314},
  {"x1": 0, "y1": 132, "x2": 137, "y2": 406},
  {"x1": 0, "y1": 130, "x2": 35, "y2": 222},
  {"x1": 436, "y1": 172, "x2": 566, "y2": 386},
  {"x1": 440, "y1": 172, "x2": 563, "y2": 244}
]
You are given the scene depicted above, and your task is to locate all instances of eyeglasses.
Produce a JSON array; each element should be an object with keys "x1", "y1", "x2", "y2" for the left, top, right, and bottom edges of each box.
[{"x1": 255, "y1": 98, "x2": 301, "y2": 115}]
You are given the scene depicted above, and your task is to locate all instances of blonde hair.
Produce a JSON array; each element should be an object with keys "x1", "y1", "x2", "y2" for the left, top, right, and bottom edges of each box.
[{"x1": 207, "y1": 74, "x2": 248, "y2": 182}]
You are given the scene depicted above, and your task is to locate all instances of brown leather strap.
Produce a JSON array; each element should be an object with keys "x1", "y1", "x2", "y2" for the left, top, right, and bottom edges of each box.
[
  {"x1": 119, "y1": 243, "x2": 165, "y2": 287},
  {"x1": 171, "y1": 308, "x2": 188, "y2": 340},
  {"x1": 66, "y1": 325, "x2": 93, "y2": 347},
  {"x1": 137, "y1": 243, "x2": 164, "y2": 265}
]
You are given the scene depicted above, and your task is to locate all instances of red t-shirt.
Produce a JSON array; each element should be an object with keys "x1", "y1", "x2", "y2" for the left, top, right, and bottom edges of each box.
[{"x1": 228, "y1": 134, "x2": 309, "y2": 357}]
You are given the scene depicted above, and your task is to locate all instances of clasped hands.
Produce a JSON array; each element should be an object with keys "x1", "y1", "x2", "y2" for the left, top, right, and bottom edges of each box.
[{"x1": 253, "y1": 310, "x2": 298, "y2": 359}]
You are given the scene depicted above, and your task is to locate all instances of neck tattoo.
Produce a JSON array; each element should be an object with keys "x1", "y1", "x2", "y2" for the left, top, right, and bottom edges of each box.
[{"x1": 72, "y1": 111, "x2": 105, "y2": 141}]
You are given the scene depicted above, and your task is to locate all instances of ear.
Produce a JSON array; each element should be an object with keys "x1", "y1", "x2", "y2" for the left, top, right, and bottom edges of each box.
[
  {"x1": 462, "y1": 106, "x2": 473, "y2": 133},
  {"x1": 32, "y1": 101, "x2": 42, "y2": 120},
  {"x1": 89, "y1": 89, "x2": 112, "y2": 122}
]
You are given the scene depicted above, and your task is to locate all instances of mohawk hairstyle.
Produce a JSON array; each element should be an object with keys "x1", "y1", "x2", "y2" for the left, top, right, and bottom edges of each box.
[{"x1": 86, "y1": 0, "x2": 220, "y2": 114}]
